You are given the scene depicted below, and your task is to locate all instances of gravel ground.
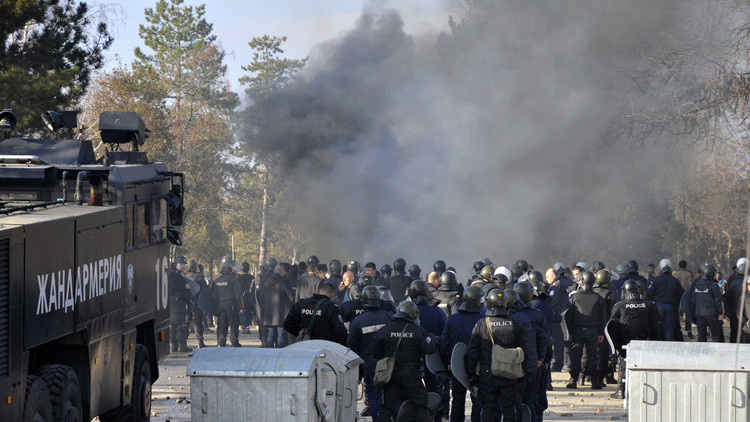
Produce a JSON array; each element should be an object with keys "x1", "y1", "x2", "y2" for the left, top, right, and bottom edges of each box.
[{"x1": 146, "y1": 326, "x2": 630, "y2": 422}]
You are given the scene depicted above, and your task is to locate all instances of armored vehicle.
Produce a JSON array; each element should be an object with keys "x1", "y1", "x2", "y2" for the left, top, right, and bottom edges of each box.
[{"x1": 0, "y1": 109, "x2": 183, "y2": 421}]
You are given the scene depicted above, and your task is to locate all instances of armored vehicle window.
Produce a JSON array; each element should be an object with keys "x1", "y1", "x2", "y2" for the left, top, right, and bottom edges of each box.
[
  {"x1": 125, "y1": 203, "x2": 135, "y2": 250},
  {"x1": 137, "y1": 202, "x2": 151, "y2": 247},
  {"x1": 150, "y1": 198, "x2": 166, "y2": 243}
]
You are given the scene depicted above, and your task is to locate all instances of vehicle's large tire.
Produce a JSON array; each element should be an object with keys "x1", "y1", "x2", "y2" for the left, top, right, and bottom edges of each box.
[
  {"x1": 36, "y1": 364, "x2": 82, "y2": 422},
  {"x1": 23, "y1": 375, "x2": 53, "y2": 422},
  {"x1": 99, "y1": 344, "x2": 152, "y2": 422}
]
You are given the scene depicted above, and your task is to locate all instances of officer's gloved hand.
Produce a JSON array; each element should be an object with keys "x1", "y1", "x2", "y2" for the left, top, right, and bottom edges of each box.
[{"x1": 469, "y1": 374, "x2": 479, "y2": 387}]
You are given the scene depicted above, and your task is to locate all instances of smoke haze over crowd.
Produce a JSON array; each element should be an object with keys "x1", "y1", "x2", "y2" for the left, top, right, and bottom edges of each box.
[{"x1": 238, "y1": 0, "x2": 706, "y2": 272}]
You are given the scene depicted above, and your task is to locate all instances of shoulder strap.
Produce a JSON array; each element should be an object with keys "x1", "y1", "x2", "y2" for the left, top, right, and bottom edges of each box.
[
  {"x1": 485, "y1": 317, "x2": 495, "y2": 345},
  {"x1": 392, "y1": 324, "x2": 409, "y2": 357},
  {"x1": 304, "y1": 298, "x2": 327, "y2": 334}
]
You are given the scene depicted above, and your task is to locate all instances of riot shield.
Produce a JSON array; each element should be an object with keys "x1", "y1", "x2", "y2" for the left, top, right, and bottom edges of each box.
[
  {"x1": 679, "y1": 290, "x2": 694, "y2": 324},
  {"x1": 197, "y1": 289, "x2": 218, "y2": 316},
  {"x1": 561, "y1": 309, "x2": 570, "y2": 341},
  {"x1": 426, "y1": 352, "x2": 450, "y2": 377}
]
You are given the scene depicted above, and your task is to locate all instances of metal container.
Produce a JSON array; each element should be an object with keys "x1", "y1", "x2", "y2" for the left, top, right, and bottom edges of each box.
[
  {"x1": 187, "y1": 340, "x2": 363, "y2": 422},
  {"x1": 626, "y1": 340, "x2": 750, "y2": 422}
]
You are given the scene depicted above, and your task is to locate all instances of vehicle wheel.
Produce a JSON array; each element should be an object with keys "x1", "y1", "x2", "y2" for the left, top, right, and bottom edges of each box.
[
  {"x1": 99, "y1": 344, "x2": 152, "y2": 422},
  {"x1": 36, "y1": 364, "x2": 82, "y2": 422},
  {"x1": 23, "y1": 375, "x2": 53, "y2": 422}
]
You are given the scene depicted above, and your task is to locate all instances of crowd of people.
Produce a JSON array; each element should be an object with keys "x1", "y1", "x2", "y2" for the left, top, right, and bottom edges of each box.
[{"x1": 167, "y1": 254, "x2": 750, "y2": 422}]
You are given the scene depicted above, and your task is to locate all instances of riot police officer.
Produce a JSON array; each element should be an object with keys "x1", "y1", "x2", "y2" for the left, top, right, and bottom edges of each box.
[
  {"x1": 340, "y1": 274, "x2": 396, "y2": 323},
  {"x1": 284, "y1": 283, "x2": 347, "y2": 345},
  {"x1": 565, "y1": 271, "x2": 606, "y2": 390},
  {"x1": 690, "y1": 264, "x2": 724, "y2": 342},
  {"x1": 646, "y1": 260, "x2": 684, "y2": 341},
  {"x1": 608, "y1": 280, "x2": 662, "y2": 398},
  {"x1": 549, "y1": 263, "x2": 573, "y2": 372},
  {"x1": 169, "y1": 255, "x2": 192, "y2": 353},
  {"x1": 388, "y1": 258, "x2": 412, "y2": 303},
  {"x1": 511, "y1": 282, "x2": 550, "y2": 422},
  {"x1": 434, "y1": 259, "x2": 447, "y2": 276},
  {"x1": 324, "y1": 259, "x2": 344, "y2": 303},
  {"x1": 434, "y1": 271, "x2": 462, "y2": 318},
  {"x1": 409, "y1": 264, "x2": 422, "y2": 281},
  {"x1": 380, "y1": 263, "x2": 393, "y2": 279},
  {"x1": 593, "y1": 270, "x2": 617, "y2": 385},
  {"x1": 467, "y1": 289, "x2": 536, "y2": 422},
  {"x1": 348, "y1": 285, "x2": 394, "y2": 420},
  {"x1": 212, "y1": 257, "x2": 244, "y2": 347},
  {"x1": 185, "y1": 259, "x2": 208, "y2": 349},
  {"x1": 408, "y1": 279, "x2": 448, "y2": 417},
  {"x1": 374, "y1": 301, "x2": 439, "y2": 422}
]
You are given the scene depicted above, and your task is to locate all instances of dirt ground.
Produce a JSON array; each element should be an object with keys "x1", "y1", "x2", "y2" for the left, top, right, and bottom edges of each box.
[{"x1": 145, "y1": 326, "x2": 630, "y2": 422}]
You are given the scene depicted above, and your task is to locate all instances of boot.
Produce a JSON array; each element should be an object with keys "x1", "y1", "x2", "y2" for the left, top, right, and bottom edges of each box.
[
  {"x1": 566, "y1": 377, "x2": 578, "y2": 389},
  {"x1": 198, "y1": 339, "x2": 207, "y2": 349},
  {"x1": 591, "y1": 378, "x2": 604, "y2": 390},
  {"x1": 605, "y1": 375, "x2": 618, "y2": 385},
  {"x1": 231, "y1": 341, "x2": 242, "y2": 347},
  {"x1": 610, "y1": 388, "x2": 624, "y2": 399},
  {"x1": 177, "y1": 345, "x2": 193, "y2": 353}
]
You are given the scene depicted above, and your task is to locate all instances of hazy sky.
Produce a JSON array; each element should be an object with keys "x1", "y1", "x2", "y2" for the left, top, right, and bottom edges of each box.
[{"x1": 97, "y1": 0, "x2": 451, "y2": 90}]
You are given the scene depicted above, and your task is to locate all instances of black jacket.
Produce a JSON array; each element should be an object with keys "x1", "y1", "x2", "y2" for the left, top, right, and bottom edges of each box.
[
  {"x1": 284, "y1": 294, "x2": 348, "y2": 345},
  {"x1": 387, "y1": 274, "x2": 412, "y2": 303},
  {"x1": 258, "y1": 273, "x2": 294, "y2": 326},
  {"x1": 348, "y1": 308, "x2": 393, "y2": 363},
  {"x1": 566, "y1": 290, "x2": 607, "y2": 335},
  {"x1": 691, "y1": 276, "x2": 723, "y2": 317},
  {"x1": 434, "y1": 285, "x2": 462, "y2": 318},
  {"x1": 467, "y1": 310, "x2": 537, "y2": 376},
  {"x1": 374, "y1": 317, "x2": 439, "y2": 367},
  {"x1": 212, "y1": 271, "x2": 243, "y2": 307}
]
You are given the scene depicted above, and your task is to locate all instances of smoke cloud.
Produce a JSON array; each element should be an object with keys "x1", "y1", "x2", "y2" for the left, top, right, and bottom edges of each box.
[{"x1": 239, "y1": 0, "x2": 708, "y2": 273}]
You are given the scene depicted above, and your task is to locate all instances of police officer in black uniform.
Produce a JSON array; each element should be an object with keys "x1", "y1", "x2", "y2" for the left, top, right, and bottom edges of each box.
[
  {"x1": 440, "y1": 285, "x2": 483, "y2": 422},
  {"x1": 592, "y1": 270, "x2": 617, "y2": 385},
  {"x1": 212, "y1": 257, "x2": 244, "y2": 347},
  {"x1": 565, "y1": 271, "x2": 606, "y2": 390},
  {"x1": 434, "y1": 271, "x2": 462, "y2": 318},
  {"x1": 284, "y1": 283, "x2": 347, "y2": 345},
  {"x1": 185, "y1": 259, "x2": 208, "y2": 349},
  {"x1": 646, "y1": 260, "x2": 684, "y2": 341},
  {"x1": 169, "y1": 255, "x2": 192, "y2": 353},
  {"x1": 467, "y1": 289, "x2": 536, "y2": 422},
  {"x1": 409, "y1": 264, "x2": 422, "y2": 281},
  {"x1": 549, "y1": 263, "x2": 572, "y2": 372},
  {"x1": 374, "y1": 301, "x2": 439, "y2": 422},
  {"x1": 690, "y1": 264, "x2": 724, "y2": 342},
  {"x1": 434, "y1": 259, "x2": 447, "y2": 276},
  {"x1": 511, "y1": 282, "x2": 550, "y2": 422},
  {"x1": 348, "y1": 285, "x2": 394, "y2": 420},
  {"x1": 388, "y1": 258, "x2": 412, "y2": 303},
  {"x1": 380, "y1": 264, "x2": 393, "y2": 279},
  {"x1": 608, "y1": 280, "x2": 662, "y2": 398}
]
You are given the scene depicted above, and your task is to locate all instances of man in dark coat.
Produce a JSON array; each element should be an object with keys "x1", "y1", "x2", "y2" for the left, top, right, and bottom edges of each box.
[
  {"x1": 387, "y1": 257, "x2": 412, "y2": 303},
  {"x1": 646, "y1": 260, "x2": 684, "y2": 341},
  {"x1": 258, "y1": 262, "x2": 294, "y2": 348}
]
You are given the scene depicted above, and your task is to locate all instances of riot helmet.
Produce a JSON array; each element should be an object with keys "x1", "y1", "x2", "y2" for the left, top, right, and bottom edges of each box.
[
  {"x1": 307, "y1": 255, "x2": 320, "y2": 266},
  {"x1": 473, "y1": 261, "x2": 485, "y2": 273},
  {"x1": 528, "y1": 270, "x2": 544, "y2": 283},
  {"x1": 378, "y1": 286, "x2": 395, "y2": 304},
  {"x1": 615, "y1": 264, "x2": 628, "y2": 277},
  {"x1": 329, "y1": 259, "x2": 342, "y2": 276},
  {"x1": 591, "y1": 261, "x2": 605, "y2": 273},
  {"x1": 482, "y1": 258, "x2": 493, "y2": 266},
  {"x1": 595, "y1": 269, "x2": 611, "y2": 286},
  {"x1": 408, "y1": 264, "x2": 421, "y2": 279},
  {"x1": 221, "y1": 256, "x2": 234, "y2": 273},
  {"x1": 529, "y1": 278, "x2": 548, "y2": 297},
  {"x1": 433, "y1": 260, "x2": 447, "y2": 274},
  {"x1": 348, "y1": 260, "x2": 360, "y2": 274},
  {"x1": 231, "y1": 260, "x2": 243, "y2": 273},
  {"x1": 484, "y1": 288, "x2": 507, "y2": 310},
  {"x1": 553, "y1": 262, "x2": 566, "y2": 276},
  {"x1": 737, "y1": 258, "x2": 748, "y2": 274},
  {"x1": 575, "y1": 261, "x2": 587, "y2": 271},
  {"x1": 188, "y1": 258, "x2": 198, "y2": 273},
  {"x1": 504, "y1": 288, "x2": 520, "y2": 309},
  {"x1": 580, "y1": 271, "x2": 595, "y2": 291},
  {"x1": 516, "y1": 259, "x2": 529, "y2": 273},
  {"x1": 480, "y1": 265, "x2": 494, "y2": 282},
  {"x1": 360, "y1": 285, "x2": 381, "y2": 309},
  {"x1": 481, "y1": 282, "x2": 498, "y2": 297},
  {"x1": 407, "y1": 280, "x2": 429, "y2": 305},
  {"x1": 658, "y1": 258, "x2": 672, "y2": 273},
  {"x1": 175, "y1": 255, "x2": 187, "y2": 265},
  {"x1": 513, "y1": 281, "x2": 534, "y2": 302},
  {"x1": 458, "y1": 285, "x2": 483, "y2": 312},
  {"x1": 703, "y1": 265, "x2": 717, "y2": 281},
  {"x1": 439, "y1": 271, "x2": 457, "y2": 287},
  {"x1": 266, "y1": 257, "x2": 278, "y2": 271},
  {"x1": 621, "y1": 280, "x2": 639, "y2": 300},
  {"x1": 393, "y1": 258, "x2": 406, "y2": 273},
  {"x1": 627, "y1": 260, "x2": 639, "y2": 273},
  {"x1": 380, "y1": 264, "x2": 393, "y2": 278},
  {"x1": 510, "y1": 264, "x2": 524, "y2": 282},
  {"x1": 394, "y1": 300, "x2": 419, "y2": 321},
  {"x1": 357, "y1": 273, "x2": 376, "y2": 287}
]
